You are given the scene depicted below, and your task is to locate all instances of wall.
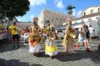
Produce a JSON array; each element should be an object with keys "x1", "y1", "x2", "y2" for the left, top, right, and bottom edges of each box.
[
  {"x1": 82, "y1": 6, "x2": 100, "y2": 16},
  {"x1": 16, "y1": 22, "x2": 32, "y2": 29},
  {"x1": 38, "y1": 9, "x2": 68, "y2": 28},
  {"x1": 73, "y1": 15, "x2": 100, "y2": 36}
]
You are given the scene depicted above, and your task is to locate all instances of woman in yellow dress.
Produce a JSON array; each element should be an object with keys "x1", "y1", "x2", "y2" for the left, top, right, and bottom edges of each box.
[
  {"x1": 62, "y1": 21, "x2": 76, "y2": 55},
  {"x1": 28, "y1": 26, "x2": 41, "y2": 57},
  {"x1": 45, "y1": 26, "x2": 58, "y2": 59}
]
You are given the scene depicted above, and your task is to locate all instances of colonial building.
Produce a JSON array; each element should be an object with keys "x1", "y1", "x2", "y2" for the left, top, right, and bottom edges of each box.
[
  {"x1": 82, "y1": 6, "x2": 100, "y2": 16},
  {"x1": 16, "y1": 22, "x2": 32, "y2": 29},
  {"x1": 72, "y1": 6, "x2": 100, "y2": 37},
  {"x1": 38, "y1": 9, "x2": 75, "y2": 28}
]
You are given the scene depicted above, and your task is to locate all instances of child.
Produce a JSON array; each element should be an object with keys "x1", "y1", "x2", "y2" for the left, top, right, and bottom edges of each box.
[
  {"x1": 28, "y1": 26, "x2": 41, "y2": 57},
  {"x1": 77, "y1": 28, "x2": 85, "y2": 49},
  {"x1": 45, "y1": 26, "x2": 58, "y2": 59}
]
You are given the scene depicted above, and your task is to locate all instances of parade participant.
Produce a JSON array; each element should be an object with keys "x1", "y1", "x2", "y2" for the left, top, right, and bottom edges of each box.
[
  {"x1": 33, "y1": 17, "x2": 39, "y2": 27},
  {"x1": 77, "y1": 24, "x2": 91, "y2": 52},
  {"x1": 45, "y1": 26, "x2": 58, "y2": 59},
  {"x1": 42, "y1": 26, "x2": 48, "y2": 43},
  {"x1": 47, "y1": 24, "x2": 50, "y2": 32},
  {"x1": 28, "y1": 25, "x2": 41, "y2": 57},
  {"x1": 62, "y1": 21, "x2": 76, "y2": 55},
  {"x1": 9, "y1": 22, "x2": 20, "y2": 49},
  {"x1": 86, "y1": 25, "x2": 91, "y2": 49}
]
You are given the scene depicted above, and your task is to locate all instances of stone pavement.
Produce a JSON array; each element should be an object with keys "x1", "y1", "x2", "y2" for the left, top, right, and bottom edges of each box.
[{"x1": 0, "y1": 39, "x2": 100, "y2": 66}]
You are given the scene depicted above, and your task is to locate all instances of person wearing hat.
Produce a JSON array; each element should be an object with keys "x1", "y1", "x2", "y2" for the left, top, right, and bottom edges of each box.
[
  {"x1": 62, "y1": 21, "x2": 76, "y2": 55},
  {"x1": 28, "y1": 25, "x2": 42, "y2": 57},
  {"x1": 45, "y1": 26, "x2": 58, "y2": 59},
  {"x1": 33, "y1": 17, "x2": 39, "y2": 27}
]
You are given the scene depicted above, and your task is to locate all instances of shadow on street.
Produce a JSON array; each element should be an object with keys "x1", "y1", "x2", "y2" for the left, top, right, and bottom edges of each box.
[
  {"x1": 56, "y1": 51, "x2": 100, "y2": 63},
  {"x1": 0, "y1": 58, "x2": 43, "y2": 66},
  {"x1": 0, "y1": 42, "x2": 26, "y2": 53},
  {"x1": 0, "y1": 40, "x2": 100, "y2": 65}
]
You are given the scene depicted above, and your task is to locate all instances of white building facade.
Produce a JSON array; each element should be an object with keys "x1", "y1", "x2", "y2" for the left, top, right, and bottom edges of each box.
[
  {"x1": 72, "y1": 6, "x2": 100, "y2": 37},
  {"x1": 82, "y1": 6, "x2": 100, "y2": 16},
  {"x1": 1, "y1": 17, "x2": 18, "y2": 27}
]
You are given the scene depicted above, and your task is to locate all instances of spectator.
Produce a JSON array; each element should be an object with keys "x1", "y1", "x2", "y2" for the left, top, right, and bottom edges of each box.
[
  {"x1": 88, "y1": 25, "x2": 94, "y2": 38},
  {"x1": 77, "y1": 24, "x2": 91, "y2": 52},
  {"x1": 86, "y1": 25, "x2": 91, "y2": 48},
  {"x1": 24, "y1": 26, "x2": 30, "y2": 33},
  {"x1": 6, "y1": 27, "x2": 11, "y2": 43},
  {"x1": 9, "y1": 22, "x2": 20, "y2": 49}
]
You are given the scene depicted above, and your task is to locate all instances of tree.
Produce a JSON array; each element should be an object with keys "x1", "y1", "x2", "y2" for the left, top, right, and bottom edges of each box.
[
  {"x1": 0, "y1": 0, "x2": 30, "y2": 20},
  {"x1": 66, "y1": 4, "x2": 75, "y2": 15}
]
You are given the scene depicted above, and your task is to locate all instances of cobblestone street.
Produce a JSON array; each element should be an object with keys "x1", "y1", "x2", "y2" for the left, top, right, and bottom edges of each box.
[{"x1": 0, "y1": 39, "x2": 100, "y2": 66}]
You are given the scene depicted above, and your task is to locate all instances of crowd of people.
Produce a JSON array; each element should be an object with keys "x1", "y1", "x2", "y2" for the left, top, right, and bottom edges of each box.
[
  {"x1": 4, "y1": 18, "x2": 94, "y2": 59},
  {"x1": 28, "y1": 21, "x2": 58, "y2": 58}
]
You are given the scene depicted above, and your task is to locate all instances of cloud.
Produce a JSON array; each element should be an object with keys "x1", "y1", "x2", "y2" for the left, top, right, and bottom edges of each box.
[
  {"x1": 77, "y1": 10, "x2": 82, "y2": 17},
  {"x1": 31, "y1": 15, "x2": 34, "y2": 18},
  {"x1": 29, "y1": 0, "x2": 46, "y2": 6},
  {"x1": 55, "y1": 0, "x2": 64, "y2": 9},
  {"x1": 71, "y1": 9, "x2": 82, "y2": 17}
]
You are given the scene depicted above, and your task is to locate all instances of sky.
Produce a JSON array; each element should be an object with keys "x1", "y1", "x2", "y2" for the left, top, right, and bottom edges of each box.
[{"x1": 16, "y1": 0, "x2": 100, "y2": 22}]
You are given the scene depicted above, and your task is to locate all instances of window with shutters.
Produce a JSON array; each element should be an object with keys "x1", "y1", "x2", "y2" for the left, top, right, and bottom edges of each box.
[
  {"x1": 90, "y1": 9, "x2": 94, "y2": 14},
  {"x1": 98, "y1": 8, "x2": 100, "y2": 12}
]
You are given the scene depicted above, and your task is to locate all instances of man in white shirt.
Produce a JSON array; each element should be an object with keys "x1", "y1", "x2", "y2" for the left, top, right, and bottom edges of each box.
[{"x1": 88, "y1": 25, "x2": 94, "y2": 38}]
